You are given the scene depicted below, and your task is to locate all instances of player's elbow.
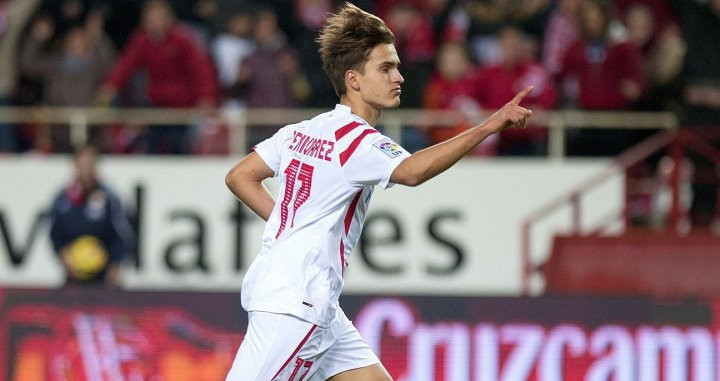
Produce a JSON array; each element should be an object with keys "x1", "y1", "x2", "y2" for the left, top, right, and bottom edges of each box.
[
  {"x1": 226, "y1": 166, "x2": 262, "y2": 195},
  {"x1": 390, "y1": 166, "x2": 424, "y2": 187},
  {"x1": 399, "y1": 174, "x2": 423, "y2": 187},
  {"x1": 225, "y1": 168, "x2": 241, "y2": 191},
  {"x1": 405, "y1": 176, "x2": 427, "y2": 187}
]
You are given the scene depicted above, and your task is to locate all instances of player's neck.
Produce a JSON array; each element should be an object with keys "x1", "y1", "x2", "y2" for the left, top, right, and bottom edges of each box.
[{"x1": 340, "y1": 95, "x2": 381, "y2": 126}]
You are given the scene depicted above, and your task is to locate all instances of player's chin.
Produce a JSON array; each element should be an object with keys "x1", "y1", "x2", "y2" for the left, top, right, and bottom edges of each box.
[{"x1": 384, "y1": 96, "x2": 402, "y2": 108}]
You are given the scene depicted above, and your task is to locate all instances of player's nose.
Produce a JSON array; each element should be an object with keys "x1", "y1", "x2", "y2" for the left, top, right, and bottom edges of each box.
[{"x1": 393, "y1": 68, "x2": 404, "y2": 84}]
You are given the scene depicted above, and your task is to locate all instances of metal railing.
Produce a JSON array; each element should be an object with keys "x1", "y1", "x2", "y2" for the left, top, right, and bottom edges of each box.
[
  {"x1": 520, "y1": 129, "x2": 678, "y2": 294},
  {"x1": 0, "y1": 106, "x2": 679, "y2": 157},
  {"x1": 520, "y1": 127, "x2": 720, "y2": 295}
]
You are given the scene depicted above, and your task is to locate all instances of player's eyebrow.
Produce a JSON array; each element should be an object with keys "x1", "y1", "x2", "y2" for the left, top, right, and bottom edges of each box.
[{"x1": 378, "y1": 60, "x2": 400, "y2": 68}]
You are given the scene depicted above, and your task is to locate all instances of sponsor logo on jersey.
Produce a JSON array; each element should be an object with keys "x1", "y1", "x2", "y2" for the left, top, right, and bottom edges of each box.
[{"x1": 373, "y1": 140, "x2": 404, "y2": 158}]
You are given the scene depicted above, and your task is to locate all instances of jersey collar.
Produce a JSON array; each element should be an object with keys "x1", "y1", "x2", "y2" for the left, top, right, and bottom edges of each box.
[{"x1": 333, "y1": 104, "x2": 370, "y2": 126}]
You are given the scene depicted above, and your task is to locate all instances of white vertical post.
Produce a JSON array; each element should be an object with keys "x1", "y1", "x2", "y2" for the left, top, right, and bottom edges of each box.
[
  {"x1": 383, "y1": 116, "x2": 403, "y2": 146},
  {"x1": 548, "y1": 113, "x2": 565, "y2": 159},
  {"x1": 225, "y1": 106, "x2": 247, "y2": 156},
  {"x1": 70, "y1": 110, "x2": 88, "y2": 148}
]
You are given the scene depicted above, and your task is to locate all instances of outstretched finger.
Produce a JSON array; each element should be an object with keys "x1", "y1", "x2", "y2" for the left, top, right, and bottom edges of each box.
[{"x1": 511, "y1": 86, "x2": 534, "y2": 105}]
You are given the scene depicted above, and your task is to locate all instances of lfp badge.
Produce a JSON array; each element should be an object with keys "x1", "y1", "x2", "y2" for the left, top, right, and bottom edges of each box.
[{"x1": 373, "y1": 139, "x2": 404, "y2": 158}]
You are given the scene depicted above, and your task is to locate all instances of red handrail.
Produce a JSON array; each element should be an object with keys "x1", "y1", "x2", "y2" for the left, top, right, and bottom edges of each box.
[
  {"x1": 520, "y1": 129, "x2": 680, "y2": 294},
  {"x1": 522, "y1": 128, "x2": 720, "y2": 294}
]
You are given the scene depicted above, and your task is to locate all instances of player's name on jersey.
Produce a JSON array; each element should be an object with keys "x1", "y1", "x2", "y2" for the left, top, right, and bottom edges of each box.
[{"x1": 288, "y1": 131, "x2": 335, "y2": 162}]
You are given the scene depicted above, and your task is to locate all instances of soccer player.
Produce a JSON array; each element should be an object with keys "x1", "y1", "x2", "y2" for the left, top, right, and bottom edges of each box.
[{"x1": 224, "y1": 3, "x2": 533, "y2": 381}]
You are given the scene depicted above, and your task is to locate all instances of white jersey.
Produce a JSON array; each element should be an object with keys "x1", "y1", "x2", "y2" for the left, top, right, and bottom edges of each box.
[{"x1": 242, "y1": 104, "x2": 410, "y2": 327}]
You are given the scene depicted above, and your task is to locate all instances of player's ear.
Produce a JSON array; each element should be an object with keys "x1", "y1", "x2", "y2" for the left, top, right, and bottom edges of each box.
[{"x1": 345, "y1": 70, "x2": 360, "y2": 91}]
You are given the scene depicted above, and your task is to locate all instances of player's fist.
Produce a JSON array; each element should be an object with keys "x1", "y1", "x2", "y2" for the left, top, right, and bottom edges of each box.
[{"x1": 488, "y1": 86, "x2": 534, "y2": 133}]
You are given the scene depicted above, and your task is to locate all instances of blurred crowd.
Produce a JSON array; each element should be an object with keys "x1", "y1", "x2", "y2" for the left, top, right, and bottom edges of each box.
[{"x1": 0, "y1": 0, "x2": 719, "y2": 155}]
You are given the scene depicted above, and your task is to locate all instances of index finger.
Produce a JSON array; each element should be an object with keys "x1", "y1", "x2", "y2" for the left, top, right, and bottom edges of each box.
[{"x1": 511, "y1": 86, "x2": 534, "y2": 104}]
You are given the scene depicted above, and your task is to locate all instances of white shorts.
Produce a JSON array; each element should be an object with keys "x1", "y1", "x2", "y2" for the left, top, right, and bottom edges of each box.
[{"x1": 225, "y1": 308, "x2": 380, "y2": 381}]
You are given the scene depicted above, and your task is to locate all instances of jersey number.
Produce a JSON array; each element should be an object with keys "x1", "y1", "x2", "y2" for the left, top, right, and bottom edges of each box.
[
  {"x1": 287, "y1": 357, "x2": 313, "y2": 381},
  {"x1": 276, "y1": 159, "x2": 314, "y2": 238}
]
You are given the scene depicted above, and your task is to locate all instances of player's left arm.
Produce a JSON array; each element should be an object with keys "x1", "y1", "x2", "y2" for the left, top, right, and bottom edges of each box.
[
  {"x1": 225, "y1": 152, "x2": 276, "y2": 221},
  {"x1": 391, "y1": 86, "x2": 533, "y2": 187}
]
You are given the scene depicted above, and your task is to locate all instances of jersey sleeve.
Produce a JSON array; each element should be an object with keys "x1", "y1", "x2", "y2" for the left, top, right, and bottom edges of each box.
[
  {"x1": 340, "y1": 132, "x2": 410, "y2": 189},
  {"x1": 252, "y1": 127, "x2": 288, "y2": 176}
]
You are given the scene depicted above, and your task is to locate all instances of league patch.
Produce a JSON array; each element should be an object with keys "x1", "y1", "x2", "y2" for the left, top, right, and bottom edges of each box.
[{"x1": 372, "y1": 139, "x2": 404, "y2": 158}]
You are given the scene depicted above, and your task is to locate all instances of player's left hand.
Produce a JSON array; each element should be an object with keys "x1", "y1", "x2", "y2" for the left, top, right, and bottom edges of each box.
[{"x1": 488, "y1": 86, "x2": 534, "y2": 133}]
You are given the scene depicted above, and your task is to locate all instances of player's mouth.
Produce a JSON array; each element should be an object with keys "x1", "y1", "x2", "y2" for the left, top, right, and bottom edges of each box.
[{"x1": 392, "y1": 87, "x2": 402, "y2": 95}]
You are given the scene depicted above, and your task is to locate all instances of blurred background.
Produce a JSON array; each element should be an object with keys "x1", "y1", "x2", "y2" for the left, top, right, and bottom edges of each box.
[{"x1": 1, "y1": 0, "x2": 720, "y2": 380}]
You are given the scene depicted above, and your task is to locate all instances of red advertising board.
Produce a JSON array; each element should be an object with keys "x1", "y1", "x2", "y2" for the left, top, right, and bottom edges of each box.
[{"x1": 1, "y1": 289, "x2": 717, "y2": 380}]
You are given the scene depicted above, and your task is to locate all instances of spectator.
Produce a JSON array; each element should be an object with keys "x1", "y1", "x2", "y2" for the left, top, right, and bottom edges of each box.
[
  {"x1": 294, "y1": 0, "x2": 333, "y2": 31},
  {"x1": 379, "y1": 1, "x2": 437, "y2": 151},
  {"x1": 463, "y1": 0, "x2": 512, "y2": 64},
  {"x1": 101, "y1": 0, "x2": 144, "y2": 49},
  {"x1": 20, "y1": 15, "x2": 115, "y2": 152},
  {"x1": 559, "y1": 0, "x2": 645, "y2": 155},
  {"x1": 476, "y1": 25, "x2": 557, "y2": 155},
  {"x1": 287, "y1": 0, "x2": 337, "y2": 108},
  {"x1": 463, "y1": 0, "x2": 551, "y2": 64},
  {"x1": 672, "y1": 0, "x2": 720, "y2": 126},
  {"x1": 211, "y1": 10, "x2": 255, "y2": 105},
  {"x1": 176, "y1": 0, "x2": 219, "y2": 48},
  {"x1": 542, "y1": 0, "x2": 580, "y2": 76},
  {"x1": 423, "y1": 42, "x2": 497, "y2": 155},
  {"x1": 48, "y1": 144, "x2": 135, "y2": 288},
  {"x1": 431, "y1": 0, "x2": 472, "y2": 44},
  {"x1": 670, "y1": 0, "x2": 720, "y2": 225},
  {"x1": 46, "y1": 0, "x2": 87, "y2": 40},
  {"x1": 236, "y1": 6, "x2": 307, "y2": 108},
  {"x1": 236, "y1": 6, "x2": 309, "y2": 146},
  {"x1": 511, "y1": 0, "x2": 554, "y2": 43},
  {"x1": 615, "y1": 0, "x2": 676, "y2": 36},
  {"x1": 623, "y1": 3, "x2": 685, "y2": 111},
  {"x1": 559, "y1": 0, "x2": 645, "y2": 111},
  {"x1": 98, "y1": 0, "x2": 217, "y2": 155},
  {"x1": 385, "y1": 1, "x2": 436, "y2": 108},
  {"x1": 0, "y1": 0, "x2": 43, "y2": 152}
]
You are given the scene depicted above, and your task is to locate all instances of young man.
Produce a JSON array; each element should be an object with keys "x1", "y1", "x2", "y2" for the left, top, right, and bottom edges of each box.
[{"x1": 224, "y1": 4, "x2": 532, "y2": 381}]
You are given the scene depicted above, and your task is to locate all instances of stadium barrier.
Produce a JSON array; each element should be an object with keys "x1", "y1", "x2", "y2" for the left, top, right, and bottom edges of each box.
[
  {"x1": 1, "y1": 288, "x2": 719, "y2": 381},
  {"x1": 0, "y1": 106, "x2": 678, "y2": 157}
]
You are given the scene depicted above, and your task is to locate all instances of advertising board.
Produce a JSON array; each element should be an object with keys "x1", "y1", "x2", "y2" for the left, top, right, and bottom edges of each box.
[
  {"x1": 1, "y1": 289, "x2": 716, "y2": 381},
  {"x1": 0, "y1": 157, "x2": 621, "y2": 294}
]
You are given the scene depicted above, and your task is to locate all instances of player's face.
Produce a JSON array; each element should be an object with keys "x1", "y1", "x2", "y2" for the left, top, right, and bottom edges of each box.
[{"x1": 355, "y1": 43, "x2": 404, "y2": 109}]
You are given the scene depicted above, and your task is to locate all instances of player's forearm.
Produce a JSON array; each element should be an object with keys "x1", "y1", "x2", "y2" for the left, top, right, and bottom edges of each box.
[
  {"x1": 225, "y1": 152, "x2": 277, "y2": 221},
  {"x1": 391, "y1": 119, "x2": 502, "y2": 186},
  {"x1": 391, "y1": 86, "x2": 533, "y2": 187},
  {"x1": 227, "y1": 179, "x2": 275, "y2": 221}
]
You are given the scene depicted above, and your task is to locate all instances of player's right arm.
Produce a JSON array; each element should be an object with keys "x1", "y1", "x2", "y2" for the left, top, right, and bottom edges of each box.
[
  {"x1": 225, "y1": 152, "x2": 276, "y2": 221},
  {"x1": 390, "y1": 86, "x2": 534, "y2": 187}
]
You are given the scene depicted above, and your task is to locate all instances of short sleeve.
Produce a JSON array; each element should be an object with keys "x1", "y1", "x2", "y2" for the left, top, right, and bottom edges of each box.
[
  {"x1": 253, "y1": 128, "x2": 288, "y2": 176},
  {"x1": 341, "y1": 133, "x2": 410, "y2": 189}
]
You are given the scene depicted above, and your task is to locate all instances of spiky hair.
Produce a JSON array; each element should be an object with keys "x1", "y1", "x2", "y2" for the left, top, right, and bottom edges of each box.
[{"x1": 316, "y1": 3, "x2": 395, "y2": 96}]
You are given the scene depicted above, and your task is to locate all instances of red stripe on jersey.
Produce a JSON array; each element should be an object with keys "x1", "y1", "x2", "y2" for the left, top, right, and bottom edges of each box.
[
  {"x1": 339, "y1": 240, "x2": 345, "y2": 276},
  {"x1": 339, "y1": 191, "x2": 361, "y2": 277},
  {"x1": 344, "y1": 191, "x2": 362, "y2": 235},
  {"x1": 334, "y1": 121, "x2": 362, "y2": 140},
  {"x1": 339, "y1": 129, "x2": 378, "y2": 166},
  {"x1": 271, "y1": 324, "x2": 318, "y2": 380}
]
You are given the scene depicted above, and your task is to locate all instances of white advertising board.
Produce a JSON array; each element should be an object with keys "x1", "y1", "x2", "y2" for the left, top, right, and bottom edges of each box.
[{"x1": 0, "y1": 156, "x2": 622, "y2": 294}]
